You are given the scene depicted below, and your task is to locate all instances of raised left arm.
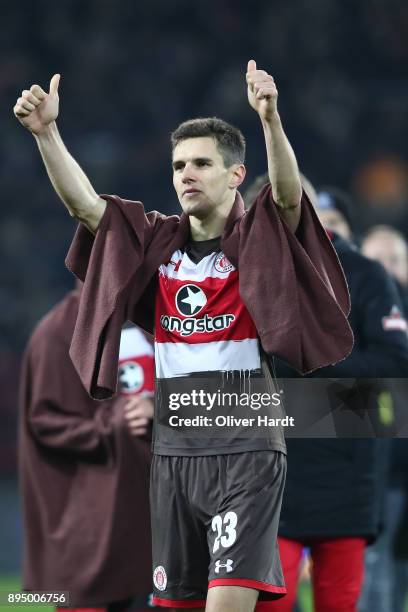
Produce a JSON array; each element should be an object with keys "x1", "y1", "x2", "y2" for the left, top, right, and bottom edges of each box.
[{"x1": 246, "y1": 59, "x2": 302, "y2": 231}]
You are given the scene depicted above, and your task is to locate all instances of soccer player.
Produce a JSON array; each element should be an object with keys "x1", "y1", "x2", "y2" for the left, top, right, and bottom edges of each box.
[
  {"x1": 14, "y1": 61, "x2": 352, "y2": 612},
  {"x1": 19, "y1": 285, "x2": 156, "y2": 611}
]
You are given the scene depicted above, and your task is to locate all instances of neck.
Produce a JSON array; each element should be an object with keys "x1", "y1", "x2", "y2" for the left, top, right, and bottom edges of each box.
[{"x1": 189, "y1": 191, "x2": 236, "y2": 241}]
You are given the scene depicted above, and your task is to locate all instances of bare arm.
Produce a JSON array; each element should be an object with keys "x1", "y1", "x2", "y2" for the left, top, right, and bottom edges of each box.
[
  {"x1": 13, "y1": 74, "x2": 105, "y2": 233},
  {"x1": 34, "y1": 122, "x2": 106, "y2": 232},
  {"x1": 246, "y1": 60, "x2": 302, "y2": 232}
]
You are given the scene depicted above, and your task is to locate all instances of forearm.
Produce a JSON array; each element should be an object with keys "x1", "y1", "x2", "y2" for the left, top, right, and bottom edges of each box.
[
  {"x1": 262, "y1": 114, "x2": 302, "y2": 231},
  {"x1": 262, "y1": 113, "x2": 302, "y2": 208},
  {"x1": 34, "y1": 122, "x2": 105, "y2": 233}
]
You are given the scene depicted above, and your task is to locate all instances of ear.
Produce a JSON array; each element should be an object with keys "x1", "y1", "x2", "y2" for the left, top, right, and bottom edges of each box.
[{"x1": 229, "y1": 164, "x2": 246, "y2": 189}]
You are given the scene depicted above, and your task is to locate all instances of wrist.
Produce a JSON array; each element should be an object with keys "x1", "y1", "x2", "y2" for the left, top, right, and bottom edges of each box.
[
  {"x1": 33, "y1": 121, "x2": 58, "y2": 142},
  {"x1": 261, "y1": 111, "x2": 281, "y2": 130}
]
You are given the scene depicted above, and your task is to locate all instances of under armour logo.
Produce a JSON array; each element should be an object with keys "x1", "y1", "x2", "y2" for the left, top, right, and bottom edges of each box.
[{"x1": 215, "y1": 559, "x2": 234, "y2": 574}]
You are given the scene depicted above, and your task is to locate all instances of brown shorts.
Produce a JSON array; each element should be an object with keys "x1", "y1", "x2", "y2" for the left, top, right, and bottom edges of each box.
[{"x1": 150, "y1": 450, "x2": 287, "y2": 609}]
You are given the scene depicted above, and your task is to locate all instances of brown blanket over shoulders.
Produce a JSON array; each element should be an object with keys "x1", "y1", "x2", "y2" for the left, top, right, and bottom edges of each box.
[
  {"x1": 19, "y1": 290, "x2": 153, "y2": 605},
  {"x1": 66, "y1": 186, "x2": 353, "y2": 399}
]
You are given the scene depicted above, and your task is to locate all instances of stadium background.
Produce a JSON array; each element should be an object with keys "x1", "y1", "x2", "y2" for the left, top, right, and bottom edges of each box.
[{"x1": 1, "y1": 0, "x2": 407, "y2": 609}]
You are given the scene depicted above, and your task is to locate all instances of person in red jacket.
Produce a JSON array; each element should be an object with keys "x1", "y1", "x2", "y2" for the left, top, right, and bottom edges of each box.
[{"x1": 19, "y1": 286, "x2": 156, "y2": 611}]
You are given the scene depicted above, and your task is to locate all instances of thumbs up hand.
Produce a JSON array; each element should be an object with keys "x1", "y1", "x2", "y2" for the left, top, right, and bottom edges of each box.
[
  {"x1": 246, "y1": 60, "x2": 278, "y2": 122},
  {"x1": 13, "y1": 74, "x2": 61, "y2": 135}
]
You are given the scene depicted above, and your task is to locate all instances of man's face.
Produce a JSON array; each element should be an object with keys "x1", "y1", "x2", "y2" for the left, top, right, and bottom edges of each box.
[
  {"x1": 315, "y1": 209, "x2": 352, "y2": 241},
  {"x1": 172, "y1": 137, "x2": 241, "y2": 219},
  {"x1": 362, "y1": 232, "x2": 408, "y2": 287}
]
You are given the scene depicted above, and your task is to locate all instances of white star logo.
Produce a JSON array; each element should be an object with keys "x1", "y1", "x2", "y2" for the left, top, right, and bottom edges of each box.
[
  {"x1": 175, "y1": 284, "x2": 207, "y2": 316},
  {"x1": 181, "y1": 286, "x2": 206, "y2": 314}
]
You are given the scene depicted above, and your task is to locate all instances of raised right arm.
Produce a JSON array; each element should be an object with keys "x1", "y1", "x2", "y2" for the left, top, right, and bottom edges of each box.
[{"x1": 13, "y1": 74, "x2": 105, "y2": 233}]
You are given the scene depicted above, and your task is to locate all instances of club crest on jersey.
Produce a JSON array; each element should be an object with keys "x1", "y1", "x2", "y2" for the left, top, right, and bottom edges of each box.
[
  {"x1": 153, "y1": 565, "x2": 167, "y2": 591},
  {"x1": 382, "y1": 305, "x2": 408, "y2": 332},
  {"x1": 214, "y1": 252, "x2": 234, "y2": 273},
  {"x1": 176, "y1": 284, "x2": 207, "y2": 317},
  {"x1": 118, "y1": 360, "x2": 144, "y2": 393}
]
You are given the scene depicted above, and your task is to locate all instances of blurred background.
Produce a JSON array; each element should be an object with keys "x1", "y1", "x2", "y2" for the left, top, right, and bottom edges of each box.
[{"x1": 1, "y1": 0, "x2": 408, "y2": 609}]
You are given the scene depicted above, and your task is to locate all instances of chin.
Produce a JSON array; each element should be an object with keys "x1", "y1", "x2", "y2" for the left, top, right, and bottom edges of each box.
[{"x1": 181, "y1": 198, "x2": 211, "y2": 218}]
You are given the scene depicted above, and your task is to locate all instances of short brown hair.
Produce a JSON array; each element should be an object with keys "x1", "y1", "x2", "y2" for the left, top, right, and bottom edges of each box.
[{"x1": 171, "y1": 117, "x2": 246, "y2": 168}]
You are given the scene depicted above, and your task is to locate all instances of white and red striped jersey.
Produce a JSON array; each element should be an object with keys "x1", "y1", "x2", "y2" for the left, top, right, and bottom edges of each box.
[
  {"x1": 155, "y1": 248, "x2": 261, "y2": 378},
  {"x1": 152, "y1": 239, "x2": 286, "y2": 456}
]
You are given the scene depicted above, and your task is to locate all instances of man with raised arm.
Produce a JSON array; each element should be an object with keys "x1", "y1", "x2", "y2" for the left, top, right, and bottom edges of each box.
[{"x1": 14, "y1": 62, "x2": 353, "y2": 612}]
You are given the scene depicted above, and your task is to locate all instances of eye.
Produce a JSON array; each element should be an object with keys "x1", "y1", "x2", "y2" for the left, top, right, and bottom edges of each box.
[{"x1": 196, "y1": 160, "x2": 210, "y2": 167}]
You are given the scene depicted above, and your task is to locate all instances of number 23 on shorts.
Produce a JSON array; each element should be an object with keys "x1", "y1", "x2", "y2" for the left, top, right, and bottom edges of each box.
[{"x1": 211, "y1": 511, "x2": 238, "y2": 553}]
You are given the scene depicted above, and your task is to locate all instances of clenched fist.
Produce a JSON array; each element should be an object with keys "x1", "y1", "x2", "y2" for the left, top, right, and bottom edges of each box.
[
  {"x1": 13, "y1": 74, "x2": 60, "y2": 135},
  {"x1": 246, "y1": 60, "x2": 278, "y2": 122}
]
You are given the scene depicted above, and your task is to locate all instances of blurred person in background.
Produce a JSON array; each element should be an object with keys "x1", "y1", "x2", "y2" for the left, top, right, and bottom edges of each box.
[
  {"x1": 362, "y1": 225, "x2": 408, "y2": 308},
  {"x1": 359, "y1": 226, "x2": 408, "y2": 612},
  {"x1": 312, "y1": 187, "x2": 353, "y2": 242},
  {"x1": 19, "y1": 283, "x2": 156, "y2": 612},
  {"x1": 244, "y1": 178, "x2": 408, "y2": 612}
]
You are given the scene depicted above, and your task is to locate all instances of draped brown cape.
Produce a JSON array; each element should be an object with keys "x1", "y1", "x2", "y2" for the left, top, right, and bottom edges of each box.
[{"x1": 66, "y1": 186, "x2": 353, "y2": 399}]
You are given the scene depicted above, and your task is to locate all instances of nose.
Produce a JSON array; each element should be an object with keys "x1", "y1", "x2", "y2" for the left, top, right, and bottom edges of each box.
[{"x1": 181, "y1": 163, "x2": 196, "y2": 184}]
